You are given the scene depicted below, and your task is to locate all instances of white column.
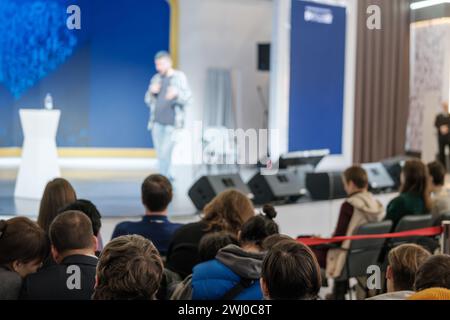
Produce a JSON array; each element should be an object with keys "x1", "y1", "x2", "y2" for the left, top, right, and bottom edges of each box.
[{"x1": 14, "y1": 109, "x2": 61, "y2": 199}]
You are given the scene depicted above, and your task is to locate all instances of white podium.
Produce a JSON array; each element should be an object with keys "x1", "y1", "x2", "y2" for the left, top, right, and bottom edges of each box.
[{"x1": 14, "y1": 109, "x2": 61, "y2": 199}]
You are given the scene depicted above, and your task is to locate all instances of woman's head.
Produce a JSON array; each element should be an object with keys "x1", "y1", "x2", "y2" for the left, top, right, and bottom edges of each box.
[
  {"x1": 202, "y1": 189, "x2": 254, "y2": 234},
  {"x1": 400, "y1": 159, "x2": 431, "y2": 211},
  {"x1": 38, "y1": 178, "x2": 77, "y2": 233},
  {"x1": 0, "y1": 217, "x2": 49, "y2": 278},
  {"x1": 239, "y1": 204, "x2": 279, "y2": 250}
]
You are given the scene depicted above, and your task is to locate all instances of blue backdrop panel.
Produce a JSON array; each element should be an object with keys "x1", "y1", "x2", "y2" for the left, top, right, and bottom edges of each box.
[
  {"x1": 0, "y1": 0, "x2": 170, "y2": 148},
  {"x1": 288, "y1": 0, "x2": 346, "y2": 154}
]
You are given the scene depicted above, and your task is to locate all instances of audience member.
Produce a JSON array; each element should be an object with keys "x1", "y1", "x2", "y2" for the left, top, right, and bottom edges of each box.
[
  {"x1": 261, "y1": 234, "x2": 293, "y2": 251},
  {"x1": 408, "y1": 254, "x2": 450, "y2": 300},
  {"x1": 60, "y1": 199, "x2": 103, "y2": 252},
  {"x1": 92, "y1": 235, "x2": 163, "y2": 300},
  {"x1": 367, "y1": 244, "x2": 431, "y2": 300},
  {"x1": 166, "y1": 189, "x2": 255, "y2": 278},
  {"x1": 111, "y1": 174, "x2": 182, "y2": 256},
  {"x1": 261, "y1": 240, "x2": 321, "y2": 300},
  {"x1": 427, "y1": 161, "x2": 450, "y2": 221},
  {"x1": 0, "y1": 218, "x2": 48, "y2": 300},
  {"x1": 414, "y1": 254, "x2": 450, "y2": 291},
  {"x1": 313, "y1": 166, "x2": 384, "y2": 299},
  {"x1": 21, "y1": 211, "x2": 98, "y2": 300},
  {"x1": 191, "y1": 205, "x2": 278, "y2": 300},
  {"x1": 37, "y1": 178, "x2": 77, "y2": 234},
  {"x1": 385, "y1": 159, "x2": 432, "y2": 229},
  {"x1": 169, "y1": 231, "x2": 239, "y2": 300},
  {"x1": 198, "y1": 231, "x2": 239, "y2": 262}
]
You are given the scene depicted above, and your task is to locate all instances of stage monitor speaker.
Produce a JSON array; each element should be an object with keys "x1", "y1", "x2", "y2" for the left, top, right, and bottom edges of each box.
[
  {"x1": 361, "y1": 162, "x2": 396, "y2": 192},
  {"x1": 257, "y1": 43, "x2": 270, "y2": 71},
  {"x1": 247, "y1": 170, "x2": 306, "y2": 205},
  {"x1": 381, "y1": 156, "x2": 414, "y2": 190},
  {"x1": 305, "y1": 172, "x2": 346, "y2": 200},
  {"x1": 188, "y1": 174, "x2": 252, "y2": 211}
]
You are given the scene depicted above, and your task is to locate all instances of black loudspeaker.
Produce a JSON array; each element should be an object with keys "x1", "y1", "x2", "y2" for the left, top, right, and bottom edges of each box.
[
  {"x1": 362, "y1": 162, "x2": 396, "y2": 192},
  {"x1": 247, "y1": 170, "x2": 306, "y2": 205},
  {"x1": 305, "y1": 172, "x2": 346, "y2": 200},
  {"x1": 188, "y1": 174, "x2": 252, "y2": 211},
  {"x1": 381, "y1": 156, "x2": 414, "y2": 190},
  {"x1": 257, "y1": 43, "x2": 270, "y2": 71}
]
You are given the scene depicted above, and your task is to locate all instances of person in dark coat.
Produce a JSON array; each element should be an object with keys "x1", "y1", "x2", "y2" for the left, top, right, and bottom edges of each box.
[
  {"x1": 166, "y1": 189, "x2": 255, "y2": 278},
  {"x1": 20, "y1": 211, "x2": 98, "y2": 300},
  {"x1": 435, "y1": 102, "x2": 450, "y2": 169}
]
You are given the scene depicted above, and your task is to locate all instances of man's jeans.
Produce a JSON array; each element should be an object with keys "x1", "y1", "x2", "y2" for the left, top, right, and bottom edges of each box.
[{"x1": 152, "y1": 122, "x2": 176, "y2": 178}]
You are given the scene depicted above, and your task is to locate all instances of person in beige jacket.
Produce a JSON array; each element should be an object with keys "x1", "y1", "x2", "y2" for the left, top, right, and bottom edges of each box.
[{"x1": 313, "y1": 166, "x2": 384, "y2": 299}]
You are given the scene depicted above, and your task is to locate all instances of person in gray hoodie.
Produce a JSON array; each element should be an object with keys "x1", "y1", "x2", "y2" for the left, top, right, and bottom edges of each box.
[{"x1": 190, "y1": 205, "x2": 279, "y2": 300}]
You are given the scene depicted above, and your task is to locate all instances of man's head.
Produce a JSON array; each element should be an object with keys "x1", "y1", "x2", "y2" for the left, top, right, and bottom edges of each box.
[
  {"x1": 414, "y1": 254, "x2": 450, "y2": 291},
  {"x1": 427, "y1": 161, "x2": 446, "y2": 189},
  {"x1": 342, "y1": 165, "x2": 369, "y2": 195},
  {"x1": 93, "y1": 235, "x2": 163, "y2": 300},
  {"x1": 260, "y1": 240, "x2": 321, "y2": 300},
  {"x1": 141, "y1": 174, "x2": 173, "y2": 214},
  {"x1": 386, "y1": 244, "x2": 431, "y2": 292},
  {"x1": 443, "y1": 101, "x2": 449, "y2": 114},
  {"x1": 49, "y1": 211, "x2": 97, "y2": 263},
  {"x1": 60, "y1": 199, "x2": 102, "y2": 236},
  {"x1": 154, "y1": 51, "x2": 173, "y2": 76}
]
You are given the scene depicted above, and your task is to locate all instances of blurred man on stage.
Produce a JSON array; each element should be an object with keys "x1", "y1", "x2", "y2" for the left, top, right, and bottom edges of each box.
[
  {"x1": 435, "y1": 102, "x2": 450, "y2": 170},
  {"x1": 145, "y1": 51, "x2": 192, "y2": 180}
]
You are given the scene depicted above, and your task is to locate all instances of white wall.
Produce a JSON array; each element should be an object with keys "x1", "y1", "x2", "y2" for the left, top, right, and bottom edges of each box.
[
  {"x1": 178, "y1": 0, "x2": 273, "y2": 131},
  {"x1": 269, "y1": 0, "x2": 357, "y2": 170}
]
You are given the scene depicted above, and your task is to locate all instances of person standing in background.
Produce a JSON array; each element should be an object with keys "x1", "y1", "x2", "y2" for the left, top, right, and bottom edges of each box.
[
  {"x1": 435, "y1": 102, "x2": 450, "y2": 169},
  {"x1": 145, "y1": 51, "x2": 192, "y2": 180}
]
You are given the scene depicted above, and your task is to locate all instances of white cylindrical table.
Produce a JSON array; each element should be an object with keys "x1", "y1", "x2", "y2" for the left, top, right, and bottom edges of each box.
[{"x1": 14, "y1": 109, "x2": 61, "y2": 199}]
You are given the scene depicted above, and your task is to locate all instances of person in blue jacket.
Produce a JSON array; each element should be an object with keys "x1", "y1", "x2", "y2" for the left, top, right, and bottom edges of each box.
[{"x1": 191, "y1": 205, "x2": 279, "y2": 300}]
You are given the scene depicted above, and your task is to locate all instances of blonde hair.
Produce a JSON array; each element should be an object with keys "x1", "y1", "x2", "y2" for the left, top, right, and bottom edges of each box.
[
  {"x1": 202, "y1": 189, "x2": 254, "y2": 235},
  {"x1": 388, "y1": 243, "x2": 431, "y2": 291}
]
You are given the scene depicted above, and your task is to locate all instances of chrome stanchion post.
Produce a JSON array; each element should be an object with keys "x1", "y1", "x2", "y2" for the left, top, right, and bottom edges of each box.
[{"x1": 441, "y1": 221, "x2": 450, "y2": 255}]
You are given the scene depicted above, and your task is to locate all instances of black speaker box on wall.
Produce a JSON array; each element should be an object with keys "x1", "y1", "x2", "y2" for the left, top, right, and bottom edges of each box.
[
  {"x1": 305, "y1": 172, "x2": 346, "y2": 200},
  {"x1": 257, "y1": 43, "x2": 270, "y2": 71},
  {"x1": 247, "y1": 170, "x2": 306, "y2": 205},
  {"x1": 188, "y1": 174, "x2": 252, "y2": 211}
]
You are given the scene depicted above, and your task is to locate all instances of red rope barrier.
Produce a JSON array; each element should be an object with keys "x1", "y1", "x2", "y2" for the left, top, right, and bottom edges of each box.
[{"x1": 297, "y1": 226, "x2": 443, "y2": 246}]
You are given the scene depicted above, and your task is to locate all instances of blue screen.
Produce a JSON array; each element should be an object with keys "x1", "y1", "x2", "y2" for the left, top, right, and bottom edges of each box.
[
  {"x1": 288, "y1": 0, "x2": 346, "y2": 154},
  {"x1": 0, "y1": 0, "x2": 170, "y2": 148}
]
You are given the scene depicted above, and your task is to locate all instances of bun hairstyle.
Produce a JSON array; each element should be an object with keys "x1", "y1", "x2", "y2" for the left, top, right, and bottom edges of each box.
[
  {"x1": 239, "y1": 204, "x2": 279, "y2": 249},
  {"x1": 262, "y1": 204, "x2": 277, "y2": 220}
]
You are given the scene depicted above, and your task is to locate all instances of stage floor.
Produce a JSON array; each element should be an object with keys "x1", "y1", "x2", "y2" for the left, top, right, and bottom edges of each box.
[{"x1": 0, "y1": 162, "x2": 253, "y2": 218}]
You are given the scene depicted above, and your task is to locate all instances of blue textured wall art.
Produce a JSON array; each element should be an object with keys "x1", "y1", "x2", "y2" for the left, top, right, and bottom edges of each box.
[{"x1": 0, "y1": 0, "x2": 77, "y2": 99}]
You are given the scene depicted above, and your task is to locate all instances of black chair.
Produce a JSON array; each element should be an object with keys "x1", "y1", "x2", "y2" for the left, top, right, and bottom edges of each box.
[
  {"x1": 390, "y1": 214, "x2": 433, "y2": 248},
  {"x1": 334, "y1": 220, "x2": 393, "y2": 300},
  {"x1": 433, "y1": 212, "x2": 450, "y2": 226}
]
